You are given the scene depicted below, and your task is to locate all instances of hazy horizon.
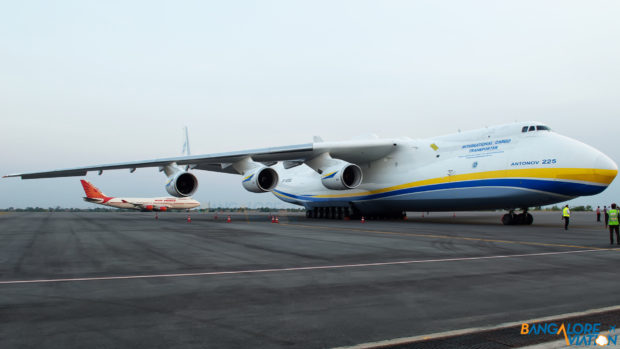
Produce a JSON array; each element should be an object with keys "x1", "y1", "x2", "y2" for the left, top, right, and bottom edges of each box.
[{"x1": 2, "y1": 1, "x2": 619, "y2": 210}]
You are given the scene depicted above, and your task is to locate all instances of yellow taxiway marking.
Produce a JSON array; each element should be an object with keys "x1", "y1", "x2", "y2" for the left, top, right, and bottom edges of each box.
[{"x1": 279, "y1": 222, "x2": 610, "y2": 251}]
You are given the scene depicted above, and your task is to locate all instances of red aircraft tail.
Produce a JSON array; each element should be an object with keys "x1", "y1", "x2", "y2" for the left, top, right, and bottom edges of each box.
[{"x1": 80, "y1": 180, "x2": 109, "y2": 199}]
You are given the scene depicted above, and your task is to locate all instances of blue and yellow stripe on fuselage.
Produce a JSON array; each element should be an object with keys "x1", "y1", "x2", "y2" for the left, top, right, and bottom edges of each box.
[{"x1": 272, "y1": 167, "x2": 617, "y2": 205}]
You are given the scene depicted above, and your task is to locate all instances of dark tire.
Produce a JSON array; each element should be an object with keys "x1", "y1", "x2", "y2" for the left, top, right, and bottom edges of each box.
[
  {"x1": 525, "y1": 213, "x2": 533, "y2": 225},
  {"x1": 515, "y1": 214, "x2": 525, "y2": 225},
  {"x1": 502, "y1": 214, "x2": 514, "y2": 225}
]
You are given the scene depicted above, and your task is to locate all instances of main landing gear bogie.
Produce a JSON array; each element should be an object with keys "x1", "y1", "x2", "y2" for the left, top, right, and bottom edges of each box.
[
  {"x1": 306, "y1": 207, "x2": 349, "y2": 220},
  {"x1": 305, "y1": 207, "x2": 407, "y2": 220},
  {"x1": 502, "y1": 211, "x2": 533, "y2": 225}
]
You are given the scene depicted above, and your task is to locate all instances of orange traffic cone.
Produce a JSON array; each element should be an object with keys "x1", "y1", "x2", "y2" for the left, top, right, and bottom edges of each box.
[
  {"x1": 214, "y1": 214, "x2": 218, "y2": 220},
  {"x1": 271, "y1": 216, "x2": 276, "y2": 223},
  {"x1": 226, "y1": 215, "x2": 231, "y2": 223},
  {"x1": 361, "y1": 216, "x2": 366, "y2": 223},
  {"x1": 275, "y1": 216, "x2": 279, "y2": 223},
  {"x1": 187, "y1": 215, "x2": 191, "y2": 223}
]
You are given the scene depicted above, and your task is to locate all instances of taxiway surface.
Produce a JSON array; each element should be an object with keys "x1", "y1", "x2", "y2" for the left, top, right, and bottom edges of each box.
[{"x1": 0, "y1": 211, "x2": 618, "y2": 348}]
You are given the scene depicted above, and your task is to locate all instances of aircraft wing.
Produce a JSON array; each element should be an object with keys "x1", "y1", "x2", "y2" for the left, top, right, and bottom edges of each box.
[
  {"x1": 120, "y1": 200, "x2": 144, "y2": 208},
  {"x1": 4, "y1": 140, "x2": 399, "y2": 179}
]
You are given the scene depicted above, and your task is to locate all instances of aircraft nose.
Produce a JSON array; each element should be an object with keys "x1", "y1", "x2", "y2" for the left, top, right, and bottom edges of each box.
[
  {"x1": 594, "y1": 152, "x2": 618, "y2": 172},
  {"x1": 592, "y1": 150, "x2": 618, "y2": 187}
]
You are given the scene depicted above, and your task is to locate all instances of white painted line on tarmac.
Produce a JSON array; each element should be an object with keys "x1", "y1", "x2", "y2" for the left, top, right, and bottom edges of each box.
[
  {"x1": 333, "y1": 304, "x2": 620, "y2": 349},
  {"x1": 0, "y1": 248, "x2": 613, "y2": 285}
]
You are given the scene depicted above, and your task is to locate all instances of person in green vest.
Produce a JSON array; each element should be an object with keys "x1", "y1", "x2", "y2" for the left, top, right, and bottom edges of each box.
[
  {"x1": 562, "y1": 205, "x2": 570, "y2": 230},
  {"x1": 608, "y1": 203, "x2": 619, "y2": 245}
]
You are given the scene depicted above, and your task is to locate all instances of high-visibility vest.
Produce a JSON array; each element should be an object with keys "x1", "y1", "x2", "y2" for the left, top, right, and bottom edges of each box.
[
  {"x1": 609, "y1": 209, "x2": 619, "y2": 226},
  {"x1": 563, "y1": 207, "x2": 570, "y2": 217}
]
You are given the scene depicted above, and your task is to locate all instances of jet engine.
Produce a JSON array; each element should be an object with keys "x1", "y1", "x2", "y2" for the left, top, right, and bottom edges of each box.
[
  {"x1": 242, "y1": 167, "x2": 279, "y2": 193},
  {"x1": 320, "y1": 163, "x2": 363, "y2": 190},
  {"x1": 165, "y1": 171, "x2": 198, "y2": 197}
]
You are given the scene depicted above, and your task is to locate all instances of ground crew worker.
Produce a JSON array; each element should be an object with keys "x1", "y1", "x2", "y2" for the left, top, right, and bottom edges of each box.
[
  {"x1": 604, "y1": 206, "x2": 609, "y2": 228},
  {"x1": 596, "y1": 206, "x2": 601, "y2": 222},
  {"x1": 608, "y1": 203, "x2": 620, "y2": 245},
  {"x1": 562, "y1": 205, "x2": 570, "y2": 230}
]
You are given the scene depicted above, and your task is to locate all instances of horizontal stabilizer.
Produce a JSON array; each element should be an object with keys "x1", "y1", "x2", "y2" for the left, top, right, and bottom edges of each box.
[{"x1": 83, "y1": 197, "x2": 103, "y2": 203}]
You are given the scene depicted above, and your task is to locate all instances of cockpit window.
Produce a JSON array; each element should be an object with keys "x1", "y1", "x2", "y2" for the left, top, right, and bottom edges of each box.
[{"x1": 522, "y1": 125, "x2": 551, "y2": 133}]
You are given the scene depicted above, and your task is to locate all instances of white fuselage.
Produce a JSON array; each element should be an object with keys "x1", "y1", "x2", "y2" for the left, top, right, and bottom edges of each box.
[
  {"x1": 87, "y1": 196, "x2": 200, "y2": 211},
  {"x1": 272, "y1": 123, "x2": 617, "y2": 214}
]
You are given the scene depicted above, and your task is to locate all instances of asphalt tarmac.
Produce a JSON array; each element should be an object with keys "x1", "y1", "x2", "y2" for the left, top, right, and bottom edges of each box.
[{"x1": 0, "y1": 211, "x2": 618, "y2": 348}]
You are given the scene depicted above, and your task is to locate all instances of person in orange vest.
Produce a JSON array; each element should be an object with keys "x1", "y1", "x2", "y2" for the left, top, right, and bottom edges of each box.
[
  {"x1": 596, "y1": 206, "x2": 601, "y2": 222},
  {"x1": 608, "y1": 203, "x2": 619, "y2": 245}
]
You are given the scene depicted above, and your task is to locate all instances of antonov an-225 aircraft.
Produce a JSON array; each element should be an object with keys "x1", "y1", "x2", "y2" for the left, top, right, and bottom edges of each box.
[{"x1": 4, "y1": 122, "x2": 617, "y2": 225}]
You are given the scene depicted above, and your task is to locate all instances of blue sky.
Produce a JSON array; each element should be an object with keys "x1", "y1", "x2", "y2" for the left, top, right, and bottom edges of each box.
[{"x1": 1, "y1": 1, "x2": 619, "y2": 208}]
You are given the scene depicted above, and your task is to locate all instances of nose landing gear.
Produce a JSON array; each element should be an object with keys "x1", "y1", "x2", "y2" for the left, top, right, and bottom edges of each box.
[{"x1": 502, "y1": 209, "x2": 533, "y2": 225}]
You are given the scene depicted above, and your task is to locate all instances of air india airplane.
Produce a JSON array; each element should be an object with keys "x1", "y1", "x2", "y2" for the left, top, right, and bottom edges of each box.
[
  {"x1": 4, "y1": 121, "x2": 617, "y2": 225},
  {"x1": 80, "y1": 180, "x2": 200, "y2": 211}
]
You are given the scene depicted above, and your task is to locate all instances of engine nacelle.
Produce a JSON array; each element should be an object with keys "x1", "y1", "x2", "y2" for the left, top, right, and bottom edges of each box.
[
  {"x1": 242, "y1": 167, "x2": 279, "y2": 193},
  {"x1": 165, "y1": 171, "x2": 198, "y2": 197},
  {"x1": 320, "y1": 163, "x2": 363, "y2": 190}
]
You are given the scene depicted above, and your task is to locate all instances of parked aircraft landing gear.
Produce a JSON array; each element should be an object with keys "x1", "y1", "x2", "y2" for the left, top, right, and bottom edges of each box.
[
  {"x1": 501, "y1": 209, "x2": 533, "y2": 225},
  {"x1": 305, "y1": 207, "x2": 409, "y2": 221}
]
